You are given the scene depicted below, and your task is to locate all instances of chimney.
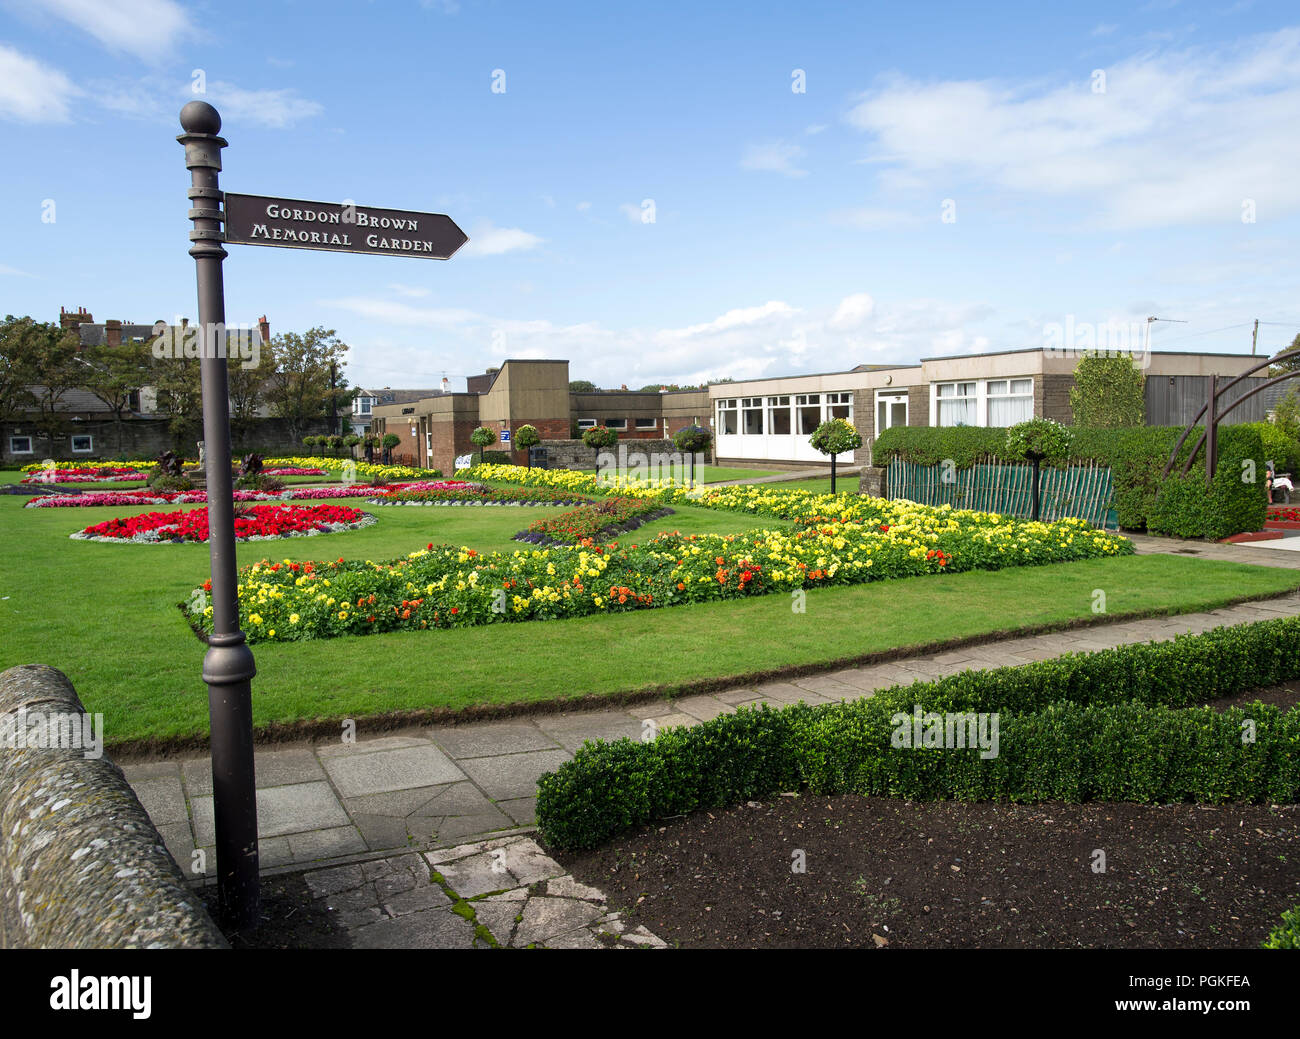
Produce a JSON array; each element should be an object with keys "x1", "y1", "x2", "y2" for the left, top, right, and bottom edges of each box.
[
  {"x1": 258, "y1": 315, "x2": 270, "y2": 344},
  {"x1": 105, "y1": 319, "x2": 122, "y2": 347},
  {"x1": 60, "y1": 306, "x2": 92, "y2": 332}
]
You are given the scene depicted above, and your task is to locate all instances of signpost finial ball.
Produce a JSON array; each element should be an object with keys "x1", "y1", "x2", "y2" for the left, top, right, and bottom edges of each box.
[{"x1": 179, "y1": 100, "x2": 221, "y2": 135}]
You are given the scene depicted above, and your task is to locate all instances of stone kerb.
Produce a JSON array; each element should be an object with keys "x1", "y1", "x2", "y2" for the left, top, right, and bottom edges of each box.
[{"x1": 0, "y1": 664, "x2": 226, "y2": 949}]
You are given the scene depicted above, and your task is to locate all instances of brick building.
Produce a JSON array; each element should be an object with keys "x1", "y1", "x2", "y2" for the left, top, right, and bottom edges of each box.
[{"x1": 372, "y1": 349, "x2": 1279, "y2": 472}]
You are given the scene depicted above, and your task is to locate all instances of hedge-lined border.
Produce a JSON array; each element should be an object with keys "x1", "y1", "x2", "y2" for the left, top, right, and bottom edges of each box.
[
  {"x1": 512, "y1": 506, "x2": 677, "y2": 547},
  {"x1": 536, "y1": 613, "x2": 1300, "y2": 851}
]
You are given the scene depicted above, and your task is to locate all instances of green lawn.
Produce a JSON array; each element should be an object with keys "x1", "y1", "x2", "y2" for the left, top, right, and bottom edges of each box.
[{"x1": 2, "y1": 472, "x2": 1297, "y2": 748}]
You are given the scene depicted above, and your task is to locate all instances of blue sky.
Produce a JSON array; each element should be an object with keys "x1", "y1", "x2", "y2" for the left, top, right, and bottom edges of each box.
[{"x1": 2, "y1": 0, "x2": 1299, "y2": 391}]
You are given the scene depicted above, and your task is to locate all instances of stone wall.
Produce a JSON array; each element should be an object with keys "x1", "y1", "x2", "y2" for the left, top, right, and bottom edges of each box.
[
  {"x1": 859, "y1": 465, "x2": 888, "y2": 498},
  {"x1": 0, "y1": 665, "x2": 226, "y2": 949},
  {"x1": 1038, "y1": 374, "x2": 1075, "y2": 424},
  {"x1": 537, "y1": 438, "x2": 696, "y2": 470}
]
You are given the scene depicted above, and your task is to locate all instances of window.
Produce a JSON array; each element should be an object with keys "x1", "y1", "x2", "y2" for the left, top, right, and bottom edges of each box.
[
  {"x1": 357, "y1": 397, "x2": 373, "y2": 415},
  {"x1": 936, "y1": 381, "x2": 977, "y2": 427},
  {"x1": 716, "y1": 398, "x2": 738, "y2": 436},
  {"x1": 577, "y1": 418, "x2": 597, "y2": 430},
  {"x1": 8, "y1": 436, "x2": 33, "y2": 455},
  {"x1": 634, "y1": 417, "x2": 658, "y2": 429},
  {"x1": 826, "y1": 392, "x2": 853, "y2": 421},
  {"x1": 766, "y1": 395, "x2": 791, "y2": 435},
  {"x1": 876, "y1": 392, "x2": 908, "y2": 433},
  {"x1": 741, "y1": 397, "x2": 764, "y2": 435},
  {"x1": 71, "y1": 435, "x2": 93, "y2": 453},
  {"x1": 605, "y1": 417, "x2": 628, "y2": 430},
  {"x1": 987, "y1": 378, "x2": 1033, "y2": 426},
  {"x1": 796, "y1": 393, "x2": 821, "y2": 435}
]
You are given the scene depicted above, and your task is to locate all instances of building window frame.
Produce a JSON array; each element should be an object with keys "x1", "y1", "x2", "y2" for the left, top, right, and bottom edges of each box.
[
  {"x1": 715, "y1": 398, "x2": 738, "y2": 436},
  {"x1": 986, "y1": 377, "x2": 1034, "y2": 427},
  {"x1": 795, "y1": 393, "x2": 822, "y2": 436},
  {"x1": 766, "y1": 395, "x2": 792, "y2": 436},
  {"x1": 8, "y1": 436, "x2": 34, "y2": 455},
  {"x1": 741, "y1": 396, "x2": 765, "y2": 436},
  {"x1": 634, "y1": 417, "x2": 658, "y2": 429},
  {"x1": 933, "y1": 380, "x2": 979, "y2": 427},
  {"x1": 604, "y1": 417, "x2": 628, "y2": 430},
  {"x1": 71, "y1": 434, "x2": 94, "y2": 454},
  {"x1": 576, "y1": 418, "x2": 597, "y2": 430}
]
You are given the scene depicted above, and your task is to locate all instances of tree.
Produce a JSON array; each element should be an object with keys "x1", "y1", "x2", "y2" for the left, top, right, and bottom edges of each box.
[
  {"x1": 1006, "y1": 417, "x2": 1072, "y2": 521},
  {"x1": 227, "y1": 350, "x2": 269, "y2": 449},
  {"x1": 22, "y1": 323, "x2": 82, "y2": 457},
  {"x1": 809, "y1": 418, "x2": 862, "y2": 494},
  {"x1": 1068, "y1": 353, "x2": 1145, "y2": 428},
  {"x1": 569, "y1": 379, "x2": 597, "y2": 392},
  {"x1": 514, "y1": 423, "x2": 541, "y2": 467},
  {"x1": 151, "y1": 336, "x2": 204, "y2": 454},
  {"x1": 78, "y1": 337, "x2": 153, "y2": 454},
  {"x1": 0, "y1": 316, "x2": 46, "y2": 453},
  {"x1": 1269, "y1": 333, "x2": 1300, "y2": 375},
  {"x1": 672, "y1": 424, "x2": 713, "y2": 485},
  {"x1": 471, "y1": 425, "x2": 495, "y2": 463},
  {"x1": 262, "y1": 327, "x2": 352, "y2": 443},
  {"x1": 381, "y1": 432, "x2": 400, "y2": 464}
]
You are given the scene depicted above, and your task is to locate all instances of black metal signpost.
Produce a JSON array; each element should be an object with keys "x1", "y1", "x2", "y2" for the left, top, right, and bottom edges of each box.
[{"x1": 177, "y1": 100, "x2": 466, "y2": 928}]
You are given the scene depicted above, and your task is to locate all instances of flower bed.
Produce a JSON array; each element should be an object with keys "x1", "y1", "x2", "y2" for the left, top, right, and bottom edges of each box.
[
  {"x1": 369, "y1": 484, "x2": 590, "y2": 506},
  {"x1": 262, "y1": 467, "x2": 326, "y2": 476},
  {"x1": 514, "y1": 497, "x2": 675, "y2": 546},
  {"x1": 73, "y1": 504, "x2": 373, "y2": 543},
  {"x1": 21, "y1": 467, "x2": 148, "y2": 484},
  {"x1": 1268, "y1": 506, "x2": 1300, "y2": 523},
  {"x1": 262, "y1": 456, "x2": 442, "y2": 481},
  {"x1": 26, "y1": 489, "x2": 280, "y2": 508},
  {"x1": 20, "y1": 460, "x2": 156, "y2": 472},
  {"x1": 193, "y1": 503, "x2": 1131, "y2": 642}
]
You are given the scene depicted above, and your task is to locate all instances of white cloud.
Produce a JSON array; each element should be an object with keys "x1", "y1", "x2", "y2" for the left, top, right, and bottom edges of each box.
[
  {"x1": 740, "y1": 140, "x2": 808, "y2": 177},
  {"x1": 0, "y1": 44, "x2": 78, "y2": 122},
  {"x1": 388, "y1": 283, "x2": 430, "y2": 298},
  {"x1": 830, "y1": 206, "x2": 919, "y2": 231},
  {"x1": 576, "y1": 201, "x2": 591, "y2": 211},
  {"x1": 805, "y1": 123, "x2": 827, "y2": 135},
  {"x1": 829, "y1": 293, "x2": 875, "y2": 330},
  {"x1": 204, "y1": 80, "x2": 323, "y2": 128},
  {"x1": 327, "y1": 297, "x2": 481, "y2": 327},
  {"x1": 664, "y1": 301, "x2": 799, "y2": 339},
  {"x1": 844, "y1": 28, "x2": 1300, "y2": 228},
  {"x1": 0, "y1": 262, "x2": 33, "y2": 276},
  {"x1": 29, "y1": 0, "x2": 194, "y2": 60},
  {"x1": 461, "y1": 223, "x2": 543, "y2": 256}
]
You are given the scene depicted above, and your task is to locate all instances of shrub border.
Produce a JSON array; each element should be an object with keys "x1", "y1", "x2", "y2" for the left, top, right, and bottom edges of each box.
[{"x1": 536, "y1": 613, "x2": 1300, "y2": 850}]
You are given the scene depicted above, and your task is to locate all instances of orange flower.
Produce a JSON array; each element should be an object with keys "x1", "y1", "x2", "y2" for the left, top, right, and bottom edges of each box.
[{"x1": 677, "y1": 582, "x2": 685, "y2": 591}]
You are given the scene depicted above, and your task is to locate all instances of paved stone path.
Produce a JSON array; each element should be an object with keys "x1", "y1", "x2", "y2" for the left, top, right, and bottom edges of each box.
[
  {"x1": 117, "y1": 532, "x2": 1300, "y2": 943},
  {"x1": 295, "y1": 836, "x2": 667, "y2": 949}
]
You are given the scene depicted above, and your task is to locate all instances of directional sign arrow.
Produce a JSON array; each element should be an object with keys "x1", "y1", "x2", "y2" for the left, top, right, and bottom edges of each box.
[{"x1": 222, "y1": 192, "x2": 468, "y2": 260}]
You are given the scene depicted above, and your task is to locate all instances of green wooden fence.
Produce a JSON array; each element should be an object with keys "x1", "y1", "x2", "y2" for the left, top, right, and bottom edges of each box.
[{"x1": 886, "y1": 456, "x2": 1118, "y2": 529}]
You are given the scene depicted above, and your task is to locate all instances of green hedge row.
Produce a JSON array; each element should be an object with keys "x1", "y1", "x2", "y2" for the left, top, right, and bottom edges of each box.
[
  {"x1": 1263, "y1": 906, "x2": 1300, "y2": 949},
  {"x1": 872, "y1": 424, "x2": 1267, "y2": 536},
  {"x1": 536, "y1": 614, "x2": 1300, "y2": 850}
]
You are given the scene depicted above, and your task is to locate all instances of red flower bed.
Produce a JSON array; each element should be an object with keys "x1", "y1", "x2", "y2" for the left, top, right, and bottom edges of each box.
[
  {"x1": 77, "y1": 504, "x2": 368, "y2": 542},
  {"x1": 1268, "y1": 506, "x2": 1300, "y2": 523}
]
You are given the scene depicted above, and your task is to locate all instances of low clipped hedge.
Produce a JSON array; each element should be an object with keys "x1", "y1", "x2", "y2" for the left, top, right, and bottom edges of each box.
[
  {"x1": 1262, "y1": 906, "x2": 1300, "y2": 949},
  {"x1": 873, "y1": 424, "x2": 1267, "y2": 536},
  {"x1": 536, "y1": 614, "x2": 1300, "y2": 850}
]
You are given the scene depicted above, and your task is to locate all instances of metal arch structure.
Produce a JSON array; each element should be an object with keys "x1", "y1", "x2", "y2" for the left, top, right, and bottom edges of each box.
[{"x1": 1162, "y1": 349, "x2": 1300, "y2": 482}]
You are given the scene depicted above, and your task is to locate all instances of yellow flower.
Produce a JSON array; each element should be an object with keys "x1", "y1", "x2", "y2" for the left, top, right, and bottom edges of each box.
[{"x1": 289, "y1": 613, "x2": 300, "y2": 624}]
